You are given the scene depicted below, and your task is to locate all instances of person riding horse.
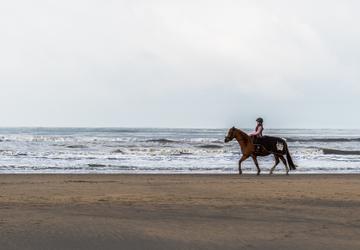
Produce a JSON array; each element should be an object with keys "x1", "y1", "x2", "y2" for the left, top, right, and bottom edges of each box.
[
  {"x1": 249, "y1": 117, "x2": 264, "y2": 151},
  {"x1": 224, "y1": 125, "x2": 297, "y2": 175}
]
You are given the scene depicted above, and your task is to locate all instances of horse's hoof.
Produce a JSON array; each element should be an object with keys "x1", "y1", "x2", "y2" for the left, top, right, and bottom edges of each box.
[
  {"x1": 257, "y1": 172, "x2": 260, "y2": 176},
  {"x1": 269, "y1": 172, "x2": 273, "y2": 175},
  {"x1": 286, "y1": 172, "x2": 289, "y2": 175}
]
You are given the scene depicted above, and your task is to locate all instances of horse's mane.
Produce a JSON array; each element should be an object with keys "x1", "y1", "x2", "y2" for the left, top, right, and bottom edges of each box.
[{"x1": 234, "y1": 128, "x2": 251, "y2": 144}]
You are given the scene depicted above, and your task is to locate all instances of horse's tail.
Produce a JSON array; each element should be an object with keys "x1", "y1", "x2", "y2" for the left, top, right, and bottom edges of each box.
[{"x1": 285, "y1": 142, "x2": 297, "y2": 170}]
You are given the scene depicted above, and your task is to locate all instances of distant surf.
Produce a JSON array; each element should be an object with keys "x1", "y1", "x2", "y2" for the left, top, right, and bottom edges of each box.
[
  {"x1": 322, "y1": 148, "x2": 360, "y2": 155},
  {"x1": 287, "y1": 138, "x2": 360, "y2": 142}
]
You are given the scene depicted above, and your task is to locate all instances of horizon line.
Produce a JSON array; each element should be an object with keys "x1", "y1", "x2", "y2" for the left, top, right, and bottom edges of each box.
[{"x1": 0, "y1": 126, "x2": 359, "y2": 130}]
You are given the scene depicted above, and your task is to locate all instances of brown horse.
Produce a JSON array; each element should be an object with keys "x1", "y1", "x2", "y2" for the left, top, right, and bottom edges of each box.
[{"x1": 224, "y1": 127, "x2": 296, "y2": 175}]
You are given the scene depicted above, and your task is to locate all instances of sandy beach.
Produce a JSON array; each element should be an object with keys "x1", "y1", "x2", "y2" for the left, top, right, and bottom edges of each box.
[{"x1": 0, "y1": 174, "x2": 359, "y2": 250}]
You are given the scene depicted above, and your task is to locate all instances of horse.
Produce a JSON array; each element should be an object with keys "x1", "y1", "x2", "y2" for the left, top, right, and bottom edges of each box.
[{"x1": 224, "y1": 127, "x2": 297, "y2": 175}]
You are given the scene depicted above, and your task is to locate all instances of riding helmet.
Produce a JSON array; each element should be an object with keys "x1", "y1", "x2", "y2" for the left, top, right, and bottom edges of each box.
[{"x1": 256, "y1": 117, "x2": 263, "y2": 123}]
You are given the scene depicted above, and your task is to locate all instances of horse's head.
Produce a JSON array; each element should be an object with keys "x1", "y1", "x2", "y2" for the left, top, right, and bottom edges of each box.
[{"x1": 224, "y1": 126, "x2": 236, "y2": 143}]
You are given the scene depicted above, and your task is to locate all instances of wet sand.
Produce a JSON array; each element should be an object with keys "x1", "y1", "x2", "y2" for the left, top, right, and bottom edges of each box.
[{"x1": 0, "y1": 174, "x2": 359, "y2": 250}]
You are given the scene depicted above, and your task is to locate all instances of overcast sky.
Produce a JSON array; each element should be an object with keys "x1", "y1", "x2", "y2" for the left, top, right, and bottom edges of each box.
[{"x1": 1, "y1": 0, "x2": 359, "y2": 128}]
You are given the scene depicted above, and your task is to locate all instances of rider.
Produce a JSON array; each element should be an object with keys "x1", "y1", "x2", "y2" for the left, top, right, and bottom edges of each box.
[{"x1": 249, "y1": 117, "x2": 264, "y2": 145}]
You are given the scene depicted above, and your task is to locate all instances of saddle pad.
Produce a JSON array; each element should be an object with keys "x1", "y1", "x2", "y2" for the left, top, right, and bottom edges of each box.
[{"x1": 255, "y1": 136, "x2": 286, "y2": 153}]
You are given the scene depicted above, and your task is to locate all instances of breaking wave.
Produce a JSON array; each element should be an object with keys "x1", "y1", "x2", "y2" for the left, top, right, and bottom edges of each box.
[
  {"x1": 146, "y1": 139, "x2": 178, "y2": 143},
  {"x1": 196, "y1": 144, "x2": 224, "y2": 149},
  {"x1": 67, "y1": 145, "x2": 88, "y2": 149}
]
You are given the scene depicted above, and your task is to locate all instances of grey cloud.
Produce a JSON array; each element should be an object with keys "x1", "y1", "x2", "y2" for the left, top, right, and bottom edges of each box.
[{"x1": 0, "y1": 1, "x2": 359, "y2": 128}]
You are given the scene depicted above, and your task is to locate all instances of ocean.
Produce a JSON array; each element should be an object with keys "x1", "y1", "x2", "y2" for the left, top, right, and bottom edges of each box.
[{"x1": 0, "y1": 127, "x2": 359, "y2": 174}]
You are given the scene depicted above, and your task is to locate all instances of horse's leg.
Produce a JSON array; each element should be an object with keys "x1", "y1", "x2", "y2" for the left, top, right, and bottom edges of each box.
[
  {"x1": 238, "y1": 155, "x2": 250, "y2": 175},
  {"x1": 251, "y1": 155, "x2": 261, "y2": 175},
  {"x1": 270, "y1": 155, "x2": 280, "y2": 175},
  {"x1": 279, "y1": 155, "x2": 289, "y2": 175}
]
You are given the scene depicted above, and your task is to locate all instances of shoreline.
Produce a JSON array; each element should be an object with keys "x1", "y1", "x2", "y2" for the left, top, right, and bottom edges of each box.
[{"x1": 0, "y1": 174, "x2": 359, "y2": 249}]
